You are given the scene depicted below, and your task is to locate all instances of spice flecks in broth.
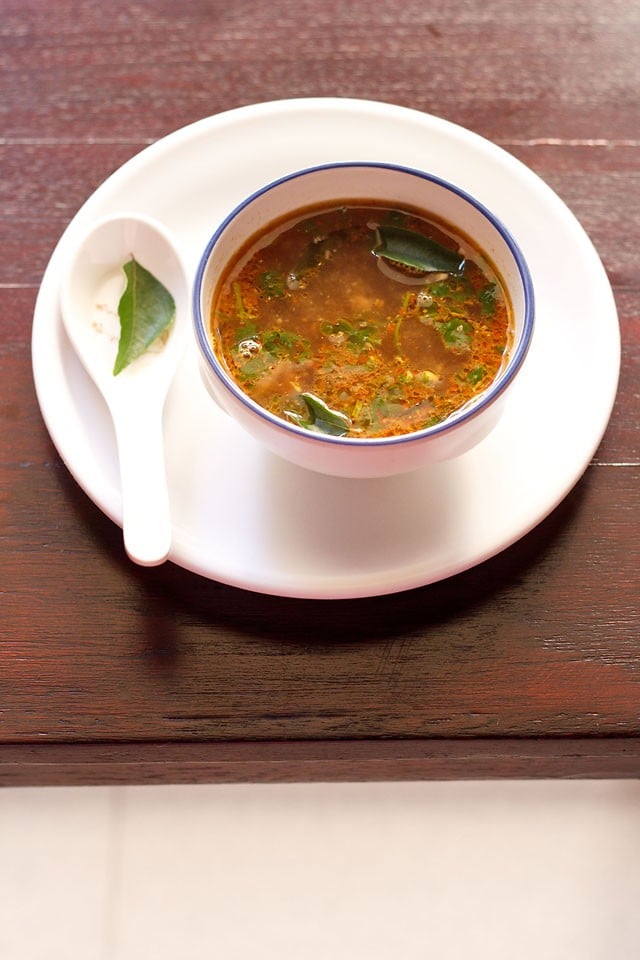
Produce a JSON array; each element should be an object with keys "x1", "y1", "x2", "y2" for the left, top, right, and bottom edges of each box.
[{"x1": 210, "y1": 203, "x2": 513, "y2": 439}]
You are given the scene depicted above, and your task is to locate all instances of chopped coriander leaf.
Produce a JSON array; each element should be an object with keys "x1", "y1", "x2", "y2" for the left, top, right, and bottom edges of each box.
[
  {"x1": 233, "y1": 282, "x2": 254, "y2": 322},
  {"x1": 466, "y1": 365, "x2": 486, "y2": 385},
  {"x1": 436, "y1": 318, "x2": 474, "y2": 351},
  {"x1": 235, "y1": 319, "x2": 257, "y2": 342},
  {"x1": 478, "y1": 282, "x2": 498, "y2": 316},
  {"x1": 262, "y1": 328, "x2": 311, "y2": 359},
  {"x1": 258, "y1": 270, "x2": 286, "y2": 299},
  {"x1": 322, "y1": 318, "x2": 381, "y2": 351},
  {"x1": 239, "y1": 352, "x2": 275, "y2": 379}
]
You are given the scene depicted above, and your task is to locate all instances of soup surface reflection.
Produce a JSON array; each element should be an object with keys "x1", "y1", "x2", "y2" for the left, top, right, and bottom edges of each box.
[{"x1": 209, "y1": 202, "x2": 513, "y2": 439}]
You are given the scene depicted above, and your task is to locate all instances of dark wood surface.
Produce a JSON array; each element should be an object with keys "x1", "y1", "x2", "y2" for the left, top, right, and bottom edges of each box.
[{"x1": 1, "y1": 0, "x2": 638, "y2": 785}]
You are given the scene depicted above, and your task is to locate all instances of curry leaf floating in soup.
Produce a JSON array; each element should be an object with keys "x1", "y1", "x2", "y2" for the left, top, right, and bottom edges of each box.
[{"x1": 209, "y1": 202, "x2": 514, "y2": 439}]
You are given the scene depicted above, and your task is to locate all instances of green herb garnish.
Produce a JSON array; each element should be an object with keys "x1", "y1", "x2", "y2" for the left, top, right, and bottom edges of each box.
[
  {"x1": 239, "y1": 352, "x2": 276, "y2": 380},
  {"x1": 436, "y1": 318, "x2": 474, "y2": 351},
  {"x1": 429, "y1": 276, "x2": 475, "y2": 302},
  {"x1": 258, "y1": 270, "x2": 286, "y2": 299},
  {"x1": 370, "y1": 396, "x2": 407, "y2": 425},
  {"x1": 262, "y1": 329, "x2": 310, "y2": 359},
  {"x1": 321, "y1": 318, "x2": 381, "y2": 351},
  {"x1": 113, "y1": 257, "x2": 175, "y2": 375},
  {"x1": 286, "y1": 392, "x2": 351, "y2": 436},
  {"x1": 233, "y1": 282, "x2": 254, "y2": 322},
  {"x1": 235, "y1": 319, "x2": 258, "y2": 342},
  {"x1": 372, "y1": 226, "x2": 465, "y2": 275},
  {"x1": 466, "y1": 365, "x2": 486, "y2": 385},
  {"x1": 478, "y1": 282, "x2": 498, "y2": 316}
]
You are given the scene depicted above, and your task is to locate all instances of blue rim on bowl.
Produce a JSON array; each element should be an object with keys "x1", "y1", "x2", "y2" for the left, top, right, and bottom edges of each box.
[{"x1": 193, "y1": 161, "x2": 535, "y2": 448}]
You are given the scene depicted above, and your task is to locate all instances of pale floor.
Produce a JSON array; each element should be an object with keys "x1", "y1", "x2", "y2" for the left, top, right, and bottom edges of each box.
[{"x1": 1, "y1": 780, "x2": 639, "y2": 959}]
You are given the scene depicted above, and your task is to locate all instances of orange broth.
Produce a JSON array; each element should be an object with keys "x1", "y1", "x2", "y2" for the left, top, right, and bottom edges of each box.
[{"x1": 209, "y1": 202, "x2": 513, "y2": 439}]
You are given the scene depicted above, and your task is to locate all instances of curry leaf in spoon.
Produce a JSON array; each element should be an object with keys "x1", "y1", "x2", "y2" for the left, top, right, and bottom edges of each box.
[
  {"x1": 113, "y1": 257, "x2": 176, "y2": 375},
  {"x1": 372, "y1": 226, "x2": 465, "y2": 275}
]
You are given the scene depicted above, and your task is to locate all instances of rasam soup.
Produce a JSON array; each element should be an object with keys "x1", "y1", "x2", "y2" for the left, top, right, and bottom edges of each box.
[{"x1": 209, "y1": 201, "x2": 513, "y2": 439}]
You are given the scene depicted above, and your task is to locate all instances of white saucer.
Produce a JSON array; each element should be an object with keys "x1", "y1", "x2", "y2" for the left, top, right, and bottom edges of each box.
[{"x1": 32, "y1": 98, "x2": 620, "y2": 599}]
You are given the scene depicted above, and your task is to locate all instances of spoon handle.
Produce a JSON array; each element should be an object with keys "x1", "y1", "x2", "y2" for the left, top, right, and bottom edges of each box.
[{"x1": 112, "y1": 402, "x2": 172, "y2": 566}]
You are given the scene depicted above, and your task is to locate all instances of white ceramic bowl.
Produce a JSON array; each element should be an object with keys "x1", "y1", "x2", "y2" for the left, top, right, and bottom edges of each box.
[{"x1": 193, "y1": 162, "x2": 534, "y2": 478}]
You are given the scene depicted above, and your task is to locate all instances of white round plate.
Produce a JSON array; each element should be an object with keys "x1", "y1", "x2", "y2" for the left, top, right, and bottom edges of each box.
[{"x1": 32, "y1": 98, "x2": 620, "y2": 599}]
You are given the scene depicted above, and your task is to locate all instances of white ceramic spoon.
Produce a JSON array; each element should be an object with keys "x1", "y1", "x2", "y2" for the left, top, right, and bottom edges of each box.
[{"x1": 60, "y1": 213, "x2": 190, "y2": 566}]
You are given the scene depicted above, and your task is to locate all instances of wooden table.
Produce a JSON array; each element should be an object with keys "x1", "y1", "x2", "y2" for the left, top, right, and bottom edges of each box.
[{"x1": 2, "y1": 0, "x2": 638, "y2": 785}]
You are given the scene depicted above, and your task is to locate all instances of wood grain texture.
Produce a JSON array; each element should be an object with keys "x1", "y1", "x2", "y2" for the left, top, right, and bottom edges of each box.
[
  {"x1": 2, "y1": 0, "x2": 639, "y2": 141},
  {"x1": 2, "y1": 739, "x2": 640, "y2": 788},
  {"x1": 1, "y1": 0, "x2": 638, "y2": 784}
]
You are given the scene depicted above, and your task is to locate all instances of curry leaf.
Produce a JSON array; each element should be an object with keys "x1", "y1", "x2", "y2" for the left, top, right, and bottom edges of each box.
[
  {"x1": 372, "y1": 226, "x2": 465, "y2": 274},
  {"x1": 113, "y1": 257, "x2": 175, "y2": 375},
  {"x1": 296, "y1": 392, "x2": 351, "y2": 436}
]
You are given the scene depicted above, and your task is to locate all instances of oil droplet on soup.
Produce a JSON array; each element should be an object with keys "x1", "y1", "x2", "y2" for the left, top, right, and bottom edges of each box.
[{"x1": 209, "y1": 202, "x2": 513, "y2": 439}]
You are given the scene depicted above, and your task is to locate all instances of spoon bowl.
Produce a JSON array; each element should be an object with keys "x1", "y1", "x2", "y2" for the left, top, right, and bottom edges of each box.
[{"x1": 60, "y1": 213, "x2": 190, "y2": 565}]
